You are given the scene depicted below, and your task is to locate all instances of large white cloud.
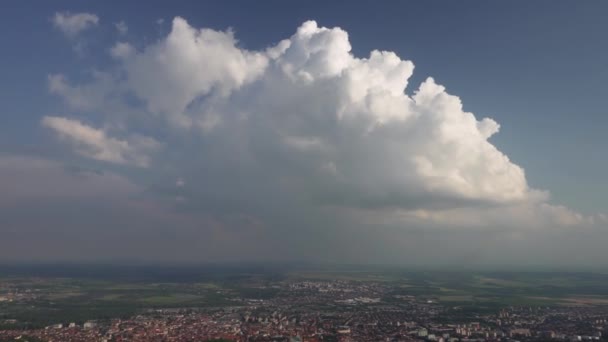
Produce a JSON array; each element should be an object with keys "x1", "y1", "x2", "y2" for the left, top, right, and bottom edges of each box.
[
  {"x1": 44, "y1": 17, "x2": 596, "y2": 235},
  {"x1": 131, "y1": 19, "x2": 536, "y2": 204}
]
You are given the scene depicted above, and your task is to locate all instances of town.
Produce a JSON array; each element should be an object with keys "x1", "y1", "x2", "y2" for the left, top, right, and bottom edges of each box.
[{"x1": 2, "y1": 276, "x2": 608, "y2": 341}]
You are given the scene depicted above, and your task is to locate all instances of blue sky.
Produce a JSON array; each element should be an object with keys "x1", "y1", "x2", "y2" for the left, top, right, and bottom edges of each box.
[{"x1": 1, "y1": 1, "x2": 607, "y2": 265}]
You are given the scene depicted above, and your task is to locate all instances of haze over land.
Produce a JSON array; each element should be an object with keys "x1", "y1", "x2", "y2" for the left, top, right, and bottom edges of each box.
[{"x1": 1, "y1": 2, "x2": 608, "y2": 267}]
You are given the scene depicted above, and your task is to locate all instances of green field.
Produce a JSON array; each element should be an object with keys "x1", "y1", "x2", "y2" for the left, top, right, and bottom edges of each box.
[
  {"x1": 0, "y1": 277, "x2": 239, "y2": 329},
  {"x1": 289, "y1": 269, "x2": 608, "y2": 308},
  {"x1": 3, "y1": 266, "x2": 608, "y2": 329}
]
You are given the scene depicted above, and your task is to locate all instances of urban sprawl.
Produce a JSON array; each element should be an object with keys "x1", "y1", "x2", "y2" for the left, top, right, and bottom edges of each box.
[{"x1": 1, "y1": 279, "x2": 607, "y2": 341}]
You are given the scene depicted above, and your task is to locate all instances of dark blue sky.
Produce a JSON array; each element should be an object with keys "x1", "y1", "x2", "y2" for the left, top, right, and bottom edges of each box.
[{"x1": 2, "y1": 1, "x2": 607, "y2": 213}]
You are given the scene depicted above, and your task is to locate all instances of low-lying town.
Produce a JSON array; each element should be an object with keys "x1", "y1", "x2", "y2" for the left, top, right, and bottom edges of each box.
[{"x1": 1, "y1": 279, "x2": 608, "y2": 341}]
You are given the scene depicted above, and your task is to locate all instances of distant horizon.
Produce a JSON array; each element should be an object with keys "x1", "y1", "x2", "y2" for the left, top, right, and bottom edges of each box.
[{"x1": 2, "y1": 261, "x2": 608, "y2": 274}]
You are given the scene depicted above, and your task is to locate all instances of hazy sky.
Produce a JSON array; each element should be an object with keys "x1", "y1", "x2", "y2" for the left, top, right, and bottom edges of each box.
[{"x1": 1, "y1": 1, "x2": 608, "y2": 267}]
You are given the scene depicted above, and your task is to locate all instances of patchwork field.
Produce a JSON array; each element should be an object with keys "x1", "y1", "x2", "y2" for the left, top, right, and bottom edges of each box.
[{"x1": 2, "y1": 265, "x2": 608, "y2": 329}]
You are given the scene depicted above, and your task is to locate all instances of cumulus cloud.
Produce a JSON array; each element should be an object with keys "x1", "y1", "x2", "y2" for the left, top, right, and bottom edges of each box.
[
  {"x1": 42, "y1": 116, "x2": 160, "y2": 167},
  {"x1": 47, "y1": 18, "x2": 542, "y2": 207},
  {"x1": 42, "y1": 16, "x2": 602, "y2": 255},
  {"x1": 113, "y1": 18, "x2": 538, "y2": 207},
  {"x1": 52, "y1": 11, "x2": 99, "y2": 38}
]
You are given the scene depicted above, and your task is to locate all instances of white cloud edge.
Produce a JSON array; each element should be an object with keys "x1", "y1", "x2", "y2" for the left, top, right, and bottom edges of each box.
[
  {"x1": 41, "y1": 116, "x2": 160, "y2": 167},
  {"x1": 52, "y1": 11, "x2": 99, "y2": 37}
]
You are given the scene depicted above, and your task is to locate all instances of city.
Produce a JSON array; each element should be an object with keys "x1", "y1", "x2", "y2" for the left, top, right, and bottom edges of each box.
[{"x1": 2, "y1": 268, "x2": 608, "y2": 341}]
